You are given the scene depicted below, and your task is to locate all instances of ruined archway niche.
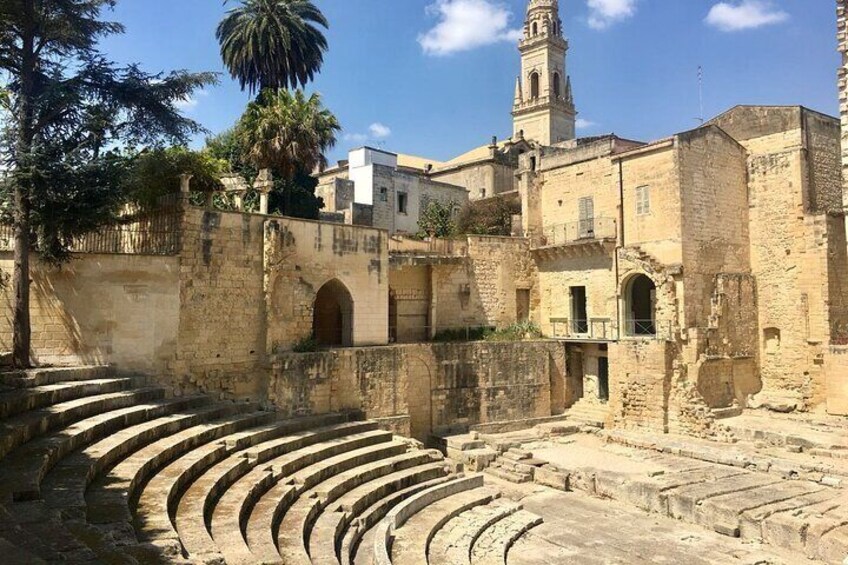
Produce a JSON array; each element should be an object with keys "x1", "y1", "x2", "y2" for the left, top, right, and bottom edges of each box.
[
  {"x1": 313, "y1": 279, "x2": 354, "y2": 348},
  {"x1": 624, "y1": 273, "x2": 657, "y2": 336},
  {"x1": 763, "y1": 327, "x2": 781, "y2": 355}
]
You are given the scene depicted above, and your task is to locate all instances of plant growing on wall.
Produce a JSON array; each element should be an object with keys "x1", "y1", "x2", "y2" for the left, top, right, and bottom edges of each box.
[
  {"x1": 457, "y1": 196, "x2": 520, "y2": 236},
  {"x1": 417, "y1": 199, "x2": 459, "y2": 239},
  {"x1": 0, "y1": 0, "x2": 216, "y2": 368}
]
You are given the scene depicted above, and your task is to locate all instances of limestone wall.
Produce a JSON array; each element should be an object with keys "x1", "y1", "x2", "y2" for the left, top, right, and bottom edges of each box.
[
  {"x1": 432, "y1": 236, "x2": 538, "y2": 331},
  {"x1": 264, "y1": 217, "x2": 389, "y2": 351},
  {"x1": 840, "y1": 0, "x2": 848, "y2": 204},
  {"x1": 268, "y1": 340, "x2": 565, "y2": 442},
  {"x1": 608, "y1": 340, "x2": 674, "y2": 433},
  {"x1": 0, "y1": 253, "x2": 180, "y2": 373}
]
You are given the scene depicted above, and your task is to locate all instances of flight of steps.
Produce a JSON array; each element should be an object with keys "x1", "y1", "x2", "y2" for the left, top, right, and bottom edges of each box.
[
  {"x1": 483, "y1": 449, "x2": 545, "y2": 484},
  {"x1": 0, "y1": 365, "x2": 541, "y2": 564},
  {"x1": 566, "y1": 398, "x2": 609, "y2": 428}
]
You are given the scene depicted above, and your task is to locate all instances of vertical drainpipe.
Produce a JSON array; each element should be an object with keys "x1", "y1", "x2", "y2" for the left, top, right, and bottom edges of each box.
[{"x1": 615, "y1": 154, "x2": 625, "y2": 340}]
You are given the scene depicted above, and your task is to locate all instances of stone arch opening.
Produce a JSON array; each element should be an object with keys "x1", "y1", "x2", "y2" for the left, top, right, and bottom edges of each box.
[
  {"x1": 313, "y1": 279, "x2": 354, "y2": 348},
  {"x1": 624, "y1": 274, "x2": 656, "y2": 336},
  {"x1": 553, "y1": 72, "x2": 561, "y2": 98},
  {"x1": 532, "y1": 22, "x2": 538, "y2": 36},
  {"x1": 530, "y1": 72, "x2": 540, "y2": 99}
]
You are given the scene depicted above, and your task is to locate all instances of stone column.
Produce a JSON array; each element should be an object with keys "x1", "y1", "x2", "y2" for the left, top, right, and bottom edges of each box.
[
  {"x1": 220, "y1": 174, "x2": 249, "y2": 212},
  {"x1": 254, "y1": 168, "x2": 274, "y2": 215}
]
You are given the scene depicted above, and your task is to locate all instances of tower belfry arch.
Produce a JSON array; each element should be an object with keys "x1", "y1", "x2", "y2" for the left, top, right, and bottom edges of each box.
[{"x1": 512, "y1": 0, "x2": 577, "y2": 145}]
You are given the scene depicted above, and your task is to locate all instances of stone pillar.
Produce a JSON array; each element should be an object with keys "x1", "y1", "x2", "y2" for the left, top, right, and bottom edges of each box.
[
  {"x1": 220, "y1": 174, "x2": 249, "y2": 212},
  {"x1": 254, "y1": 168, "x2": 274, "y2": 215},
  {"x1": 179, "y1": 173, "x2": 193, "y2": 195}
]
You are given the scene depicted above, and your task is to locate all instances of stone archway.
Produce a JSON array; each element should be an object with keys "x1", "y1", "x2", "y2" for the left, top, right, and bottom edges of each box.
[
  {"x1": 624, "y1": 273, "x2": 656, "y2": 336},
  {"x1": 313, "y1": 279, "x2": 354, "y2": 348}
]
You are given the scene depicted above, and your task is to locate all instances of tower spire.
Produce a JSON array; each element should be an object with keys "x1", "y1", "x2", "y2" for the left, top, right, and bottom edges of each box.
[{"x1": 512, "y1": 0, "x2": 576, "y2": 145}]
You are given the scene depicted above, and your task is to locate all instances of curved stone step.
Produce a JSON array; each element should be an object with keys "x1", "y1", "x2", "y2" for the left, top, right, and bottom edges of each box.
[
  {"x1": 178, "y1": 420, "x2": 377, "y2": 561},
  {"x1": 344, "y1": 475, "x2": 455, "y2": 565},
  {"x1": 310, "y1": 458, "x2": 448, "y2": 565},
  {"x1": 429, "y1": 500, "x2": 520, "y2": 565},
  {"x1": 276, "y1": 442, "x2": 417, "y2": 565},
  {"x1": 390, "y1": 486, "x2": 498, "y2": 565},
  {"x1": 371, "y1": 475, "x2": 483, "y2": 565},
  {"x1": 40, "y1": 397, "x2": 227, "y2": 517},
  {"x1": 242, "y1": 429, "x2": 396, "y2": 564},
  {"x1": 0, "y1": 387, "x2": 166, "y2": 465},
  {"x1": 0, "y1": 366, "x2": 113, "y2": 388},
  {"x1": 89, "y1": 409, "x2": 273, "y2": 559},
  {"x1": 0, "y1": 377, "x2": 137, "y2": 420},
  {"x1": 470, "y1": 509, "x2": 543, "y2": 565},
  {"x1": 0, "y1": 394, "x2": 208, "y2": 504},
  {"x1": 211, "y1": 423, "x2": 393, "y2": 565}
]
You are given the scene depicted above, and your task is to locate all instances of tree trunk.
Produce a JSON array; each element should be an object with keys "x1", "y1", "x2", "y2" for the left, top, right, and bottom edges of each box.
[{"x1": 12, "y1": 0, "x2": 36, "y2": 368}]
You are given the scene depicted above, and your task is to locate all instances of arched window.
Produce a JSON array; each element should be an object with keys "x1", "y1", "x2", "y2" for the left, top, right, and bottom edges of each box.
[
  {"x1": 553, "y1": 72, "x2": 561, "y2": 99},
  {"x1": 313, "y1": 279, "x2": 354, "y2": 347},
  {"x1": 552, "y1": 21, "x2": 557, "y2": 35},
  {"x1": 530, "y1": 72, "x2": 540, "y2": 100},
  {"x1": 624, "y1": 274, "x2": 656, "y2": 336},
  {"x1": 532, "y1": 22, "x2": 538, "y2": 36}
]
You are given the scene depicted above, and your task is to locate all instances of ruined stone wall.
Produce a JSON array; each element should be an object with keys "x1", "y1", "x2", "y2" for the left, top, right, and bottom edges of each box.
[
  {"x1": 268, "y1": 340, "x2": 565, "y2": 442},
  {"x1": 433, "y1": 236, "x2": 538, "y2": 331},
  {"x1": 0, "y1": 253, "x2": 180, "y2": 372},
  {"x1": 805, "y1": 110, "x2": 844, "y2": 214},
  {"x1": 841, "y1": 0, "x2": 848, "y2": 204},
  {"x1": 678, "y1": 127, "x2": 750, "y2": 330},
  {"x1": 608, "y1": 340, "x2": 673, "y2": 433},
  {"x1": 169, "y1": 208, "x2": 268, "y2": 397},
  {"x1": 264, "y1": 217, "x2": 389, "y2": 352}
]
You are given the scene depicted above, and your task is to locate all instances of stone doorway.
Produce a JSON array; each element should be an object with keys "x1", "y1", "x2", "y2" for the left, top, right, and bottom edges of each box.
[
  {"x1": 313, "y1": 279, "x2": 354, "y2": 348},
  {"x1": 624, "y1": 274, "x2": 656, "y2": 336}
]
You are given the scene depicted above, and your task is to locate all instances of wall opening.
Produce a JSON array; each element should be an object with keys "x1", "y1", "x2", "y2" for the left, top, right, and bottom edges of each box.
[
  {"x1": 530, "y1": 72, "x2": 540, "y2": 99},
  {"x1": 598, "y1": 356, "x2": 609, "y2": 402},
  {"x1": 313, "y1": 279, "x2": 354, "y2": 348},
  {"x1": 532, "y1": 22, "x2": 538, "y2": 36},
  {"x1": 553, "y1": 72, "x2": 561, "y2": 99},
  {"x1": 516, "y1": 289, "x2": 530, "y2": 323},
  {"x1": 625, "y1": 274, "x2": 656, "y2": 336},
  {"x1": 570, "y1": 286, "x2": 588, "y2": 334}
]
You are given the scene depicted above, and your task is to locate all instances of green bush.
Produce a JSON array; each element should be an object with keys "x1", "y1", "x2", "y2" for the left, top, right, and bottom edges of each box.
[
  {"x1": 292, "y1": 336, "x2": 320, "y2": 353},
  {"x1": 484, "y1": 322, "x2": 543, "y2": 342}
]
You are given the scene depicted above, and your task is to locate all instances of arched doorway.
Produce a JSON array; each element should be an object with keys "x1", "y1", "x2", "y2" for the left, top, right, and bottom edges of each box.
[
  {"x1": 313, "y1": 279, "x2": 354, "y2": 348},
  {"x1": 624, "y1": 274, "x2": 656, "y2": 336}
]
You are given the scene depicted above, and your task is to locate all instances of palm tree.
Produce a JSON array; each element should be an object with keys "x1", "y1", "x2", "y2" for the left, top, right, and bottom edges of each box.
[
  {"x1": 217, "y1": 0, "x2": 329, "y2": 94},
  {"x1": 236, "y1": 88, "x2": 340, "y2": 178}
]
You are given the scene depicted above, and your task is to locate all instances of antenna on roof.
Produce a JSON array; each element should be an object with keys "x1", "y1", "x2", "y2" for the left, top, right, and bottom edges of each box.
[{"x1": 696, "y1": 66, "x2": 705, "y2": 124}]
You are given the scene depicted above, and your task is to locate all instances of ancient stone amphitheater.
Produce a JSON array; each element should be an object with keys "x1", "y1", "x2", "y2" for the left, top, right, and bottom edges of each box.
[{"x1": 0, "y1": 366, "x2": 540, "y2": 564}]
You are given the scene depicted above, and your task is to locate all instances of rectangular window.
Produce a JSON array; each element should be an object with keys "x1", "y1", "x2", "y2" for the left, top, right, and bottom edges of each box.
[
  {"x1": 379, "y1": 187, "x2": 388, "y2": 202},
  {"x1": 636, "y1": 185, "x2": 651, "y2": 215},
  {"x1": 570, "y1": 286, "x2": 588, "y2": 334},
  {"x1": 578, "y1": 197, "x2": 594, "y2": 238},
  {"x1": 397, "y1": 192, "x2": 408, "y2": 214}
]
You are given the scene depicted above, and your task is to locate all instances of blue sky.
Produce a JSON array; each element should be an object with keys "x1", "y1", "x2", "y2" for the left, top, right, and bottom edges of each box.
[{"x1": 99, "y1": 1, "x2": 840, "y2": 164}]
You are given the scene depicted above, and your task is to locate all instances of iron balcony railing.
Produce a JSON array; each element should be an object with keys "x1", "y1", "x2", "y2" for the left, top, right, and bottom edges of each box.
[
  {"x1": 549, "y1": 318, "x2": 674, "y2": 342},
  {"x1": 534, "y1": 217, "x2": 617, "y2": 248}
]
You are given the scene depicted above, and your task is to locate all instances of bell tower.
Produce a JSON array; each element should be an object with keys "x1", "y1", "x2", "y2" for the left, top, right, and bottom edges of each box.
[{"x1": 512, "y1": 0, "x2": 576, "y2": 145}]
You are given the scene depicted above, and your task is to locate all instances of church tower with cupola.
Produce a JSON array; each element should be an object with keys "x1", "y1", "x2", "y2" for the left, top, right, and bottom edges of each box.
[{"x1": 512, "y1": 0, "x2": 576, "y2": 146}]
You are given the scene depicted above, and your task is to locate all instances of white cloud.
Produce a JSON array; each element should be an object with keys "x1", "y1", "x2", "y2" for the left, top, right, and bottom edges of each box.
[
  {"x1": 419, "y1": 0, "x2": 522, "y2": 56},
  {"x1": 705, "y1": 0, "x2": 788, "y2": 32},
  {"x1": 587, "y1": 0, "x2": 638, "y2": 30},
  {"x1": 576, "y1": 118, "x2": 597, "y2": 130},
  {"x1": 343, "y1": 132, "x2": 368, "y2": 143},
  {"x1": 369, "y1": 122, "x2": 392, "y2": 139},
  {"x1": 174, "y1": 89, "x2": 209, "y2": 113}
]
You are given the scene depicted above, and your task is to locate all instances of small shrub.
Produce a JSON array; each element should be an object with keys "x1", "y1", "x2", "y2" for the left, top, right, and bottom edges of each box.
[
  {"x1": 292, "y1": 336, "x2": 319, "y2": 353},
  {"x1": 432, "y1": 326, "x2": 495, "y2": 342},
  {"x1": 485, "y1": 322, "x2": 543, "y2": 342}
]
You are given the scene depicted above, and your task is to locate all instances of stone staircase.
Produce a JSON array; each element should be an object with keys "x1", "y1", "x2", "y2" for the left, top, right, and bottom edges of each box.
[
  {"x1": 0, "y1": 365, "x2": 542, "y2": 564},
  {"x1": 483, "y1": 449, "x2": 545, "y2": 484},
  {"x1": 565, "y1": 399, "x2": 608, "y2": 428}
]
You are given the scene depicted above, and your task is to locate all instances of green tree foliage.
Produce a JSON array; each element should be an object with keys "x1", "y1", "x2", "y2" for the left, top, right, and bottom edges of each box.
[
  {"x1": 457, "y1": 196, "x2": 521, "y2": 236},
  {"x1": 122, "y1": 147, "x2": 227, "y2": 209},
  {"x1": 0, "y1": 0, "x2": 216, "y2": 367},
  {"x1": 217, "y1": 0, "x2": 328, "y2": 94},
  {"x1": 417, "y1": 199, "x2": 458, "y2": 239}
]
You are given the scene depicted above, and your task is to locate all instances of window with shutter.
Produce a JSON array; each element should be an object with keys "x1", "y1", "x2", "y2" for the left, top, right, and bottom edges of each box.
[{"x1": 578, "y1": 197, "x2": 594, "y2": 238}]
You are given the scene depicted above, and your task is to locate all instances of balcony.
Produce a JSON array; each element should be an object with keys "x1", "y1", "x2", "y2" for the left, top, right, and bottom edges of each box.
[
  {"x1": 531, "y1": 218, "x2": 617, "y2": 259},
  {"x1": 549, "y1": 318, "x2": 674, "y2": 342}
]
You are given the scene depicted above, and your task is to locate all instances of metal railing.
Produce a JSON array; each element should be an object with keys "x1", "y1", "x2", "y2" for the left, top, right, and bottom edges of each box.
[
  {"x1": 0, "y1": 206, "x2": 181, "y2": 256},
  {"x1": 533, "y1": 217, "x2": 617, "y2": 248},
  {"x1": 388, "y1": 236, "x2": 469, "y2": 257},
  {"x1": 549, "y1": 317, "x2": 675, "y2": 342},
  {"x1": 550, "y1": 318, "x2": 615, "y2": 341}
]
